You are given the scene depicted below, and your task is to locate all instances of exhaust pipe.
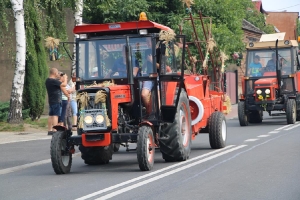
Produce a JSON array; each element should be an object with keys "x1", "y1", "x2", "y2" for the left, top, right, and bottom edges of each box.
[{"x1": 275, "y1": 39, "x2": 281, "y2": 97}]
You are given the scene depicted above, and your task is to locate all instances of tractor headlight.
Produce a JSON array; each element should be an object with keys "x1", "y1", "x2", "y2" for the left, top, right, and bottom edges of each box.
[
  {"x1": 95, "y1": 115, "x2": 104, "y2": 124},
  {"x1": 265, "y1": 89, "x2": 270, "y2": 94},
  {"x1": 84, "y1": 115, "x2": 93, "y2": 125},
  {"x1": 256, "y1": 89, "x2": 262, "y2": 95}
]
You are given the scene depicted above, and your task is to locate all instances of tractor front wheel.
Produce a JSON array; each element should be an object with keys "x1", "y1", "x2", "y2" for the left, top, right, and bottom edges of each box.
[
  {"x1": 50, "y1": 131, "x2": 72, "y2": 174},
  {"x1": 209, "y1": 112, "x2": 227, "y2": 149},
  {"x1": 238, "y1": 101, "x2": 248, "y2": 126},
  {"x1": 137, "y1": 126, "x2": 155, "y2": 171},
  {"x1": 159, "y1": 90, "x2": 192, "y2": 162},
  {"x1": 286, "y1": 99, "x2": 296, "y2": 124}
]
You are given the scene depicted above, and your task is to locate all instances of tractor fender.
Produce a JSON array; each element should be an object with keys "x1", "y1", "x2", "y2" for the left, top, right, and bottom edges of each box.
[{"x1": 189, "y1": 96, "x2": 204, "y2": 125}]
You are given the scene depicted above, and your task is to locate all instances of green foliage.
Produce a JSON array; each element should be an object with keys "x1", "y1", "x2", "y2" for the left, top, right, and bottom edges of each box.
[
  {"x1": 23, "y1": 1, "x2": 49, "y2": 120},
  {"x1": 0, "y1": 102, "x2": 29, "y2": 122},
  {"x1": 245, "y1": 9, "x2": 274, "y2": 34}
]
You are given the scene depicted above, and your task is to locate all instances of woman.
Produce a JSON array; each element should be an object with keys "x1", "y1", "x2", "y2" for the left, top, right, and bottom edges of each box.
[{"x1": 68, "y1": 73, "x2": 77, "y2": 130}]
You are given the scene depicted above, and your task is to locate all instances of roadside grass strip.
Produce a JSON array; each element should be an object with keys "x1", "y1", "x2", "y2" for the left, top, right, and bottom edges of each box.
[
  {"x1": 76, "y1": 145, "x2": 246, "y2": 200},
  {"x1": 0, "y1": 153, "x2": 80, "y2": 175}
]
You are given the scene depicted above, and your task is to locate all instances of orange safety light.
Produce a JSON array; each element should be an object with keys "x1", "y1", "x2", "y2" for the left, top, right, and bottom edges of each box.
[
  {"x1": 298, "y1": 36, "x2": 300, "y2": 43},
  {"x1": 139, "y1": 12, "x2": 148, "y2": 21}
]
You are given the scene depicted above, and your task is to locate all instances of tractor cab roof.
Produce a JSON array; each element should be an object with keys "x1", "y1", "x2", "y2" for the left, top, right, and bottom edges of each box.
[{"x1": 73, "y1": 20, "x2": 171, "y2": 36}]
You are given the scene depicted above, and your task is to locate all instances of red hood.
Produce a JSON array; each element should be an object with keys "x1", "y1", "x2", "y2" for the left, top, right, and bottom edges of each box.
[{"x1": 255, "y1": 78, "x2": 277, "y2": 86}]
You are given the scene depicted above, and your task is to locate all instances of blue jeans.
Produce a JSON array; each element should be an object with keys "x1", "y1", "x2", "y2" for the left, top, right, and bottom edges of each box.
[
  {"x1": 58, "y1": 100, "x2": 68, "y2": 123},
  {"x1": 70, "y1": 100, "x2": 78, "y2": 116}
]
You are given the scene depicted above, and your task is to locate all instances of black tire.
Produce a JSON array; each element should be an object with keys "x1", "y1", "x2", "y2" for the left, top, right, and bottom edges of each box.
[
  {"x1": 137, "y1": 126, "x2": 155, "y2": 171},
  {"x1": 209, "y1": 112, "x2": 227, "y2": 149},
  {"x1": 79, "y1": 145, "x2": 113, "y2": 165},
  {"x1": 297, "y1": 110, "x2": 300, "y2": 121},
  {"x1": 113, "y1": 143, "x2": 120, "y2": 152},
  {"x1": 248, "y1": 110, "x2": 263, "y2": 123},
  {"x1": 238, "y1": 101, "x2": 248, "y2": 126},
  {"x1": 286, "y1": 99, "x2": 296, "y2": 124},
  {"x1": 50, "y1": 131, "x2": 72, "y2": 174},
  {"x1": 159, "y1": 90, "x2": 192, "y2": 162}
]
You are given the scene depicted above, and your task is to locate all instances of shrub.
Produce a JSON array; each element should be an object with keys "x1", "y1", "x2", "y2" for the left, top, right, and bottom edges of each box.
[{"x1": 0, "y1": 102, "x2": 30, "y2": 122}]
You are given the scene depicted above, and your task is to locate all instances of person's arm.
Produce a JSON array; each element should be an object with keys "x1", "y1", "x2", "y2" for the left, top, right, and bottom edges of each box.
[{"x1": 60, "y1": 75, "x2": 67, "y2": 87}]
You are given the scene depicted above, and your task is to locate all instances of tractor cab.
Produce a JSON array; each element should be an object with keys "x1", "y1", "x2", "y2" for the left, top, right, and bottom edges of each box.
[
  {"x1": 245, "y1": 45, "x2": 296, "y2": 95},
  {"x1": 238, "y1": 34, "x2": 300, "y2": 126}
]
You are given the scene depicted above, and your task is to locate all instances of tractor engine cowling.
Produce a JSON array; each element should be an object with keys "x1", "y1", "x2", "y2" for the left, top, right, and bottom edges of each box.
[{"x1": 254, "y1": 78, "x2": 278, "y2": 102}]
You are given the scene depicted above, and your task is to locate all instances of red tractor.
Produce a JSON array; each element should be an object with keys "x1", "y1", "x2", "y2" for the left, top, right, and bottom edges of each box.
[
  {"x1": 238, "y1": 35, "x2": 300, "y2": 126},
  {"x1": 50, "y1": 13, "x2": 227, "y2": 174}
]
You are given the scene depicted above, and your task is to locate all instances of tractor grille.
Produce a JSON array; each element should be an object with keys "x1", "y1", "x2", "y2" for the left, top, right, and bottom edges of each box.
[{"x1": 85, "y1": 93, "x2": 102, "y2": 109}]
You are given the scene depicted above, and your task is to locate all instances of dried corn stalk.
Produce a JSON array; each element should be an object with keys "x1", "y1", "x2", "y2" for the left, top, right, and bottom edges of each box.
[
  {"x1": 181, "y1": 0, "x2": 194, "y2": 8},
  {"x1": 86, "y1": 81, "x2": 116, "y2": 88},
  {"x1": 220, "y1": 51, "x2": 229, "y2": 73},
  {"x1": 223, "y1": 94, "x2": 232, "y2": 114},
  {"x1": 202, "y1": 38, "x2": 216, "y2": 69},
  {"x1": 76, "y1": 92, "x2": 89, "y2": 128},
  {"x1": 159, "y1": 29, "x2": 176, "y2": 44},
  {"x1": 44, "y1": 37, "x2": 60, "y2": 61}
]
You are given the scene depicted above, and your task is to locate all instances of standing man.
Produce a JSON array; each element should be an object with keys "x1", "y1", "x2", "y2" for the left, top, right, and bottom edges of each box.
[{"x1": 45, "y1": 68, "x2": 69, "y2": 135}]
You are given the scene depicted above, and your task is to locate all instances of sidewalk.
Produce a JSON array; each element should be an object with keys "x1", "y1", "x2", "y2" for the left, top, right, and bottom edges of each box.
[
  {"x1": 0, "y1": 105, "x2": 238, "y2": 144},
  {"x1": 225, "y1": 104, "x2": 238, "y2": 120}
]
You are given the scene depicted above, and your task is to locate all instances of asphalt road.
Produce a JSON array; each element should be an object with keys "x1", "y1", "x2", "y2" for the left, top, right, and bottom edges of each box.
[{"x1": 1, "y1": 113, "x2": 300, "y2": 200}]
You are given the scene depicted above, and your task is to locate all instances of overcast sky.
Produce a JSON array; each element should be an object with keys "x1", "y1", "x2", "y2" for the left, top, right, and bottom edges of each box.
[{"x1": 262, "y1": 0, "x2": 300, "y2": 13}]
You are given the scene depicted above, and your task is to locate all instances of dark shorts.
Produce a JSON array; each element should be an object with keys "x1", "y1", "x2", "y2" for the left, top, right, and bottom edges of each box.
[{"x1": 49, "y1": 103, "x2": 62, "y2": 116}]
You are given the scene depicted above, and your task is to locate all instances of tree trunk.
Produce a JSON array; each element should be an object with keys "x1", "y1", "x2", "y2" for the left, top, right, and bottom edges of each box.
[
  {"x1": 7, "y1": 0, "x2": 26, "y2": 124},
  {"x1": 72, "y1": 0, "x2": 83, "y2": 74}
]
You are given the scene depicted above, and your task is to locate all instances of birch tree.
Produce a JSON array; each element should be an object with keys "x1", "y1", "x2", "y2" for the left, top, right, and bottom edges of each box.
[
  {"x1": 7, "y1": 0, "x2": 26, "y2": 124},
  {"x1": 72, "y1": 0, "x2": 83, "y2": 74}
]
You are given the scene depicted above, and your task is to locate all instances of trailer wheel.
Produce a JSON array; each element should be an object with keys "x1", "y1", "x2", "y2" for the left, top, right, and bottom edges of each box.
[
  {"x1": 209, "y1": 112, "x2": 227, "y2": 149},
  {"x1": 248, "y1": 111, "x2": 263, "y2": 123},
  {"x1": 137, "y1": 126, "x2": 155, "y2": 171},
  {"x1": 159, "y1": 90, "x2": 192, "y2": 162},
  {"x1": 79, "y1": 145, "x2": 113, "y2": 165},
  {"x1": 286, "y1": 99, "x2": 296, "y2": 124},
  {"x1": 238, "y1": 101, "x2": 248, "y2": 126},
  {"x1": 50, "y1": 131, "x2": 72, "y2": 174}
]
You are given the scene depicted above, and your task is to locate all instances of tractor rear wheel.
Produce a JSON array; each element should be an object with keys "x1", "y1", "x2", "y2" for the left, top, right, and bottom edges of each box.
[
  {"x1": 159, "y1": 90, "x2": 192, "y2": 162},
  {"x1": 137, "y1": 126, "x2": 155, "y2": 171},
  {"x1": 238, "y1": 101, "x2": 248, "y2": 126},
  {"x1": 248, "y1": 110, "x2": 263, "y2": 123},
  {"x1": 50, "y1": 131, "x2": 72, "y2": 174},
  {"x1": 79, "y1": 145, "x2": 113, "y2": 165},
  {"x1": 209, "y1": 112, "x2": 227, "y2": 149},
  {"x1": 297, "y1": 111, "x2": 300, "y2": 121},
  {"x1": 286, "y1": 99, "x2": 296, "y2": 124}
]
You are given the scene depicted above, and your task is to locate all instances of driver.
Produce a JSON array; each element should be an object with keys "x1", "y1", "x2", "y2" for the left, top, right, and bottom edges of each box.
[
  {"x1": 266, "y1": 53, "x2": 276, "y2": 72},
  {"x1": 106, "y1": 45, "x2": 139, "y2": 78}
]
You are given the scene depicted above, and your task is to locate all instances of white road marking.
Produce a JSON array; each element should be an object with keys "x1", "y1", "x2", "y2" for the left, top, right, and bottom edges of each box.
[
  {"x1": 268, "y1": 131, "x2": 279, "y2": 134},
  {"x1": 257, "y1": 135, "x2": 270, "y2": 138},
  {"x1": 76, "y1": 145, "x2": 246, "y2": 200},
  {"x1": 284, "y1": 123, "x2": 300, "y2": 130},
  {"x1": 0, "y1": 153, "x2": 80, "y2": 175},
  {"x1": 0, "y1": 137, "x2": 50, "y2": 145},
  {"x1": 275, "y1": 124, "x2": 292, "y2": 131},
  {"x1": 244, "y1": 139, "x2": 259, "y2": 142}
]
